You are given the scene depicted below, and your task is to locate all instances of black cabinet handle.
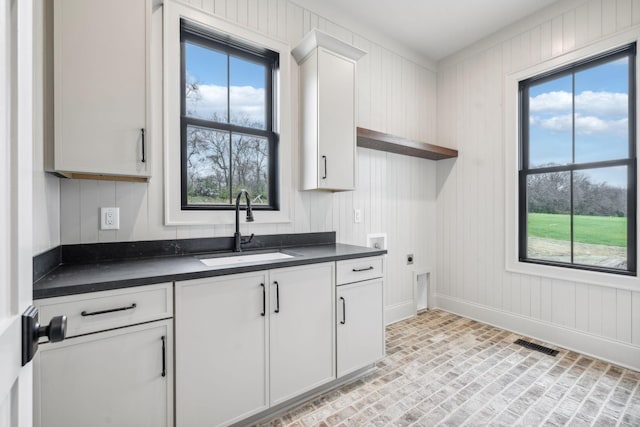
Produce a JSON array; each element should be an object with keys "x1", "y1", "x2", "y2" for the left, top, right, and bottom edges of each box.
[
  {"x1": 352, "y1": 266, "x2": 374, "y2": 272},
  {"x1": 161, "y1": 335, "x2": 166, "y2": 378},
  {"x1": 81, "y1": 303, "x2": 137, "y2": 317},
  {"x1": 274, "y1": 281, "x2": 280, "y2": 313},
  {"x1": 141, "y1": 128, "x2": 146, "y2": 163},
  {"x1": 340, "y1": 297, "x2": 346, "y2": 324},
  {"x1": 260, "y1": 283, "x2": 266, "y2": 316},
  {"x1": 322, "y1": 155, "x2": 327, "y2": 179}
]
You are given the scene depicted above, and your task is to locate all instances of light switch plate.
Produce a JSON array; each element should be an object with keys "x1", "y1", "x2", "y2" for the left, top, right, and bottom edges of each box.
[
  {"x1": 100, "y1": 207, "x2": 120, "y2": 230},
  {"x1": 354, "y1": 208, "x2": 362, "y2": 223}
]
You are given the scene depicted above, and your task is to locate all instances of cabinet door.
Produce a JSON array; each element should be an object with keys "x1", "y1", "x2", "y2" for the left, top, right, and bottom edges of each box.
[
  {"x1": 175, "y1": 272, "x2": 269, "y2": 427},
  {"x1": 318, "y1": 48, "x2": 356, "y2": 190},
  {"x1": 269, "y1": 263, "x2": 335, "y2": 405},
  {"x1": 53, "y1": 0, "x2": 149, "y2": 177},
  {"x1": 337, "y1": 279, "x2": 385, "y2": 377},
  {"x1": 34, "y1": 321, "x2": 172, "y2": 427}
]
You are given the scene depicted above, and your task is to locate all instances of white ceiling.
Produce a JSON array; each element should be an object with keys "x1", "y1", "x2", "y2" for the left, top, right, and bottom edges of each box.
[{"x1": 297, "y1": 0, "x2": 560, "y2": 61}]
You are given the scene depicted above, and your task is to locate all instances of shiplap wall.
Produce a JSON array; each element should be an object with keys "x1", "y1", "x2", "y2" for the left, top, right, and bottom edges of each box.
[
  {"x1": 54, "y1": 0, "x2": 438, "y2": 323},
  {"x1": 436, "y1": 0, "x2": 640, "y2": 370}
]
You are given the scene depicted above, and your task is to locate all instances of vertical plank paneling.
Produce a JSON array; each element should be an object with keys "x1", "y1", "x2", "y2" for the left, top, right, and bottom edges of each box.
[
  {"x1": 226, "y1": 0, "x2": 238, "y2": 23},
  {"x1": 247, "y1": 0, "x2": 258, "y2": 29},
  {"x1": 540, "y1": 21, "x2": 553, "y2": 60},
  {"x1": 236, "y1": 0, "x2": 248, "y2": 26},
  {"x1": 601, "y1": 287, "x2": 617, "y2": 338},
  {"x1": 213, "y1": 0, "x2": 226, "y2": 18},
  {"x1": 616, "y1": 0, "x2": 632, "y2": 29},
  {"x1": 563, "y1": 10, "x2": 576, "y2": 53},
  {"x1": 551, "y1": 15, "x2": 564, "y2": 57},
  {"x1": 267, "y1": 0, "x2": 278, "y2": 37},
  {"x1": 551, "y1": 280, "x2": 575, "y2": 328},
  {"x1": 530, "y1": 276, "x2": 541, "y2": 319},
  {"x1": 588, "y1": 285, "x2": 603, "y2": 336},
  {"x1": 616, "y1": 290, "x2": 632, "y2": 342},
  {"x1": 574, "y1": 3, "x2": 589, "y2": 47},
  {"x1": 60, "y1": 180, "x2": 81, "y2": 244},
  {"x1": 602, "y1": 0, "x2": 617, "y2": 35},
  {"x1": 632, "y1": 292, "x2": 640, "y2": 345},
  {"x1": 633, "y1": 0, "x2": 640, "y2": 25},
  {"x1": 575, "y1": 284, "x2": 590, "y2": 333},
  {"x1": 540, "y1": 278, "x2": 552, "y2": 322},
  {"x1": 587, "y1": 0, "x2": 603, "y2": 41},
  {"x1": 521, "y1": 275, "x2": 532, "y2": 317}
]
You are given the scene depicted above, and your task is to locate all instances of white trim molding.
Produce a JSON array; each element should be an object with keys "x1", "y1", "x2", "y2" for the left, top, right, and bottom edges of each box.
[
  {"x1": 163, "y1": 1, "x2": 293, "y2": 226},
  {"x1": 435, "y1": 294, "x2": 640, "y2": 372},
  {"x1": 504, "y1": 28, "x2": 640, "y2": 291}
]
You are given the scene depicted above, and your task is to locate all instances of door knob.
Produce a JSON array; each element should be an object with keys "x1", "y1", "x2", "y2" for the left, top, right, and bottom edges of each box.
[{"x1": 22, "y1": 305, "x2": 67, "y2": 366}]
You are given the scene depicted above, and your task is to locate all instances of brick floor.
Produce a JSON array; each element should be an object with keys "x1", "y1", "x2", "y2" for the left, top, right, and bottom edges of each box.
[{"x1": 257, "y1": 309, "x2": 640, "y2": 426}]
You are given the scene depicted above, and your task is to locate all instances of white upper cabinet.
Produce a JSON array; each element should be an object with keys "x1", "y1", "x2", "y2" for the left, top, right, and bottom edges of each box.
[
  {"x1": 48, "y1": 0, "x2": 150, "y2": 181},
  {"x1": 293, "y1": 30, "x2": 366, "y2": 191}
]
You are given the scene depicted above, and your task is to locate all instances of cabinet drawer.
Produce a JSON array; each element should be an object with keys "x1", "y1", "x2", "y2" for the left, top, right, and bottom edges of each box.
[
  {"x1": 336, "y1": 256, "x2": 383, "y2": 285},
  {"x1": 36, "y1": 283, "x2": 173, "y2": 339}
]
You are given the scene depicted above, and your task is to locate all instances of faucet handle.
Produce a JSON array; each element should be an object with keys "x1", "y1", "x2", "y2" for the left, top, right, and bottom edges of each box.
[{"x1": 241, "y1": 233, "x2": 255, "y2": 245}]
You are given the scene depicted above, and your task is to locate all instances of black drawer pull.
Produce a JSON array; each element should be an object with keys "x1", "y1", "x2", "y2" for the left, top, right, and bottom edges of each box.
[
  {"x1": 260, "y1": 283, "x2": 266, "y2": 316},
  {"x1": 352, "y1": 266, "x2": 374, "y2": 272},
  {"x1": 81, "y1": 303, "x2": 137, "y2": 317},
  {"x1": 141, "y1": 128, "x2": 146, "y2": 163},
  {"x1": 274, "y1": 281, "x2": 280, "y2": 313},
  {"x1": 161, "y1": 335, "x2": 166, "y2": 377},
  {"x1": 322, "y1": 155, "x2": 327, "y2": 179},
  {"x1": 340, "y1": 297, "x2": 346, "y2": 324}
]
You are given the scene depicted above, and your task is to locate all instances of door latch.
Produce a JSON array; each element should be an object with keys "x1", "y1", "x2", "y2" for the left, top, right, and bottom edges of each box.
[{"x1": 22, "y1": 305, "x2": 67, "y2": 366}]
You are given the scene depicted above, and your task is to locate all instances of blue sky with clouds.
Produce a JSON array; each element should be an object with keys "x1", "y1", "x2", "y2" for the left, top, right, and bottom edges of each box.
[
  {"x1": 528, "y1": 57, "x2": 629, "y2": 188},
  {"x1": 185, "y1": 42, "x2": 266, "y2": 127}
]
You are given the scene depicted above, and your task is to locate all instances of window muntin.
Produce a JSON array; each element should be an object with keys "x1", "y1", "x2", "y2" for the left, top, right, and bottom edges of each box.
[
  {"x1": 519, "y1": 44, "x2": 636, "y2": 274},
  {"x1": 180, "y1": 20, "x2": 278, "y2": 209}
]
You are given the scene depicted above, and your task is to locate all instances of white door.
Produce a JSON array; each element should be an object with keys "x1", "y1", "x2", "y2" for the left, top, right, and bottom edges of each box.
[
  {"x1": 269, "y1": 263, "x2": 335, "y2": 405},
  {"x1": 0, "y1": 0, "x2": 35, "y2": 426}
]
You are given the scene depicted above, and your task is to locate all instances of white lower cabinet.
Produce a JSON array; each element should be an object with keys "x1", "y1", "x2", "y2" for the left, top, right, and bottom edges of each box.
[
  {"x1": 34, "y1": 320, "x2": 173, "y2": 427},
  {"x1": 269, "y1": 264, "x2": 335, "y2": 405},
  {"x1": 175, "y1": 271, "x2": 269, "y2": 427},
  {"x1": 33, "y1": 284, "x2": 174, "y2": 427},
  {"x1": 175, "y1": 262, "x2": 335, "y2": 427},
  {"x1": 336, "y1": 279, "x2": 385, "y2": 377}
]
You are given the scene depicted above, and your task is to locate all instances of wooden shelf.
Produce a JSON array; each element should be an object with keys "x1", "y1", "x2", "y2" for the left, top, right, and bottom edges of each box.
[{"x1": 356, "y1": 127, "x2": 458, "y2": 160}]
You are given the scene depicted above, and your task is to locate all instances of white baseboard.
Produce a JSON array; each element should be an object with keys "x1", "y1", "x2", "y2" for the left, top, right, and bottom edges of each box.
[
  {"x1": 385, "y1": 300, "x2": 415, "y2": 325},
  {"x1": 435, "y1": 294, "x2": 640, "y2": 372}
]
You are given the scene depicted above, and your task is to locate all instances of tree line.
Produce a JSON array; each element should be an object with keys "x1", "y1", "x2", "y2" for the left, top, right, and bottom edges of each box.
[{"x1": 527, "y1": 171, "x2": 627, "y2": 217}]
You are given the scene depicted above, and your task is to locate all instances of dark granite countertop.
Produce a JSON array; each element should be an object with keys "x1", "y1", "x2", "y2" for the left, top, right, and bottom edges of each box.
[{"x1": 34, "y1": 238, "x2": 386, "y2": 299}]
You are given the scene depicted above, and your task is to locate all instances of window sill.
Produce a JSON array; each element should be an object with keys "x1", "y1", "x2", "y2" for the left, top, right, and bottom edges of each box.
[{"x1": 506, "y1": 257, "x2": 639, "y2": 292}]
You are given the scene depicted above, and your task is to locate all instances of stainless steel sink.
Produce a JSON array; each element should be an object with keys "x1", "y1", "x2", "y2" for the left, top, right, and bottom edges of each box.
[{"x1": 198, "y1": 251, "x2": 295, "y2": 268}]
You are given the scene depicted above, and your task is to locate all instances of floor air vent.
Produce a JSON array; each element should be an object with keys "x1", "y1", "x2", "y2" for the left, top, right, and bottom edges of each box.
[{"x1": 514, "y1": 339, "x2": 559, "y2": 356}]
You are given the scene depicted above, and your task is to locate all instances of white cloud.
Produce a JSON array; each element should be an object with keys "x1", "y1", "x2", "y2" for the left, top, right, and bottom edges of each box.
[
  {"x1": 532, "y1": 113, "x2": 627, "y2": 135},
  {"x1": 530, "y1": 91, "x2": 572, "y2": 113},
  {"x1": 186, "y1": 83, "x2": 266, "y2": 126},
  {"x1": 530, "y1": 90, "x2": 627, "y2": 117},
  {"x1": 575, "y1": 91, "x2": 627, "y2": 116}
]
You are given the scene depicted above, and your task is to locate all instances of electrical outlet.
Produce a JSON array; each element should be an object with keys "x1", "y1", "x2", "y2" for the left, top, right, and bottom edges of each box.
[
  {"x1": 100, "y1": 207, "x2": 120, "y2": 230},
  {"x1": 407, "y1": 254, "x2": 414, "y2": 265},
  {"x1": 354, "y1": 208, "x2": 362, "y2": 223}
]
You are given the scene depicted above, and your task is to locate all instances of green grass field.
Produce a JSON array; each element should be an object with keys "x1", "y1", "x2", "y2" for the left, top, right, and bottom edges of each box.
[{"x1": 528, "y1": 213, "x2": 627, "y2": 247}]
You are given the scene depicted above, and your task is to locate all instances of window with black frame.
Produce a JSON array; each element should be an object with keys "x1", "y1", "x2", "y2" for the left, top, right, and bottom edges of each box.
[
  {"x1": 180, "y1": 19, "x2": 279, "y2": 210},
  {"x1": 519, "y1": 43, "x2": 637, "y2": 275}
]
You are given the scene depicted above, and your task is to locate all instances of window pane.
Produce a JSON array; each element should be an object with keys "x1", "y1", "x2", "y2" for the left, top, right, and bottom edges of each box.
[
  {"x1": 231, "y1": 133, "x2": 269, "y2": 206},
  {"x1": 185, "y1": 42, "x2": 228, "y2": 122},
  {"x1": 573, "y1": 167, "x2": 627, "y2": 269},
  {"x1": 230, "y1": 56, "x2": 266, "y2": 130},
  {"x1": 526, "y1": 172, "x2": 571, "y2": 262},
  {"x1": 185, "y1": 125, "x2": 231, "y2": 205},
  {"x1": 528, "y1": 75, "x2": 573, "y2": 168},
  {"x1": 574, "y1": 58, "x2": 629, "y2": 163}
]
